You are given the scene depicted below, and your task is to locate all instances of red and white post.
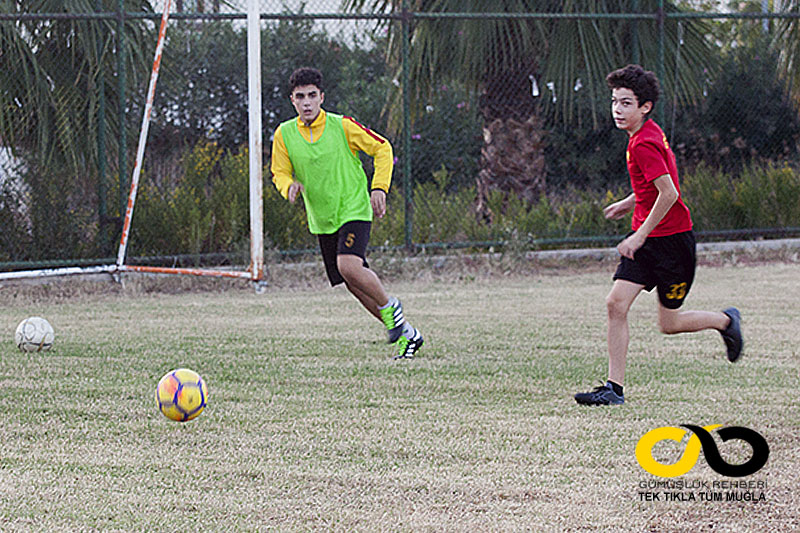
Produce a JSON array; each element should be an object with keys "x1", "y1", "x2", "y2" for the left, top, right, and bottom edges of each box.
[{"x1": 116, "y1": 0, "x2": 172, "y2": 271}]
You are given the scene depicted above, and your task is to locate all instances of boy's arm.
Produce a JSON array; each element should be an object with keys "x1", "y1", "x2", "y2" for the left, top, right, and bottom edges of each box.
[
  {"x1": 617, "y1": 175, "x2": 678, "y2": 259},
  {"x1": 270, "y1": 125, "x2": 295, "y2": 199},
  {"x1": 342, "y1": 116, "x2": 393, "y2": 193},
  {"x1": 604, "y1": 193, "x2": 636, "y2": 220}
]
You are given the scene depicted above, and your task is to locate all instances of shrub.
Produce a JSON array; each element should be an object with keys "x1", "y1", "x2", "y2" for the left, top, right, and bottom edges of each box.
[
  {"x1": 0, "y1": 186, "x2": 31, "y2": 262},
  {"x1": 9, "y1": 142, "x2": 799, "y2": 266},
  {"x1": 682, "y1": 162, "x2": 800, "y2": 232}
]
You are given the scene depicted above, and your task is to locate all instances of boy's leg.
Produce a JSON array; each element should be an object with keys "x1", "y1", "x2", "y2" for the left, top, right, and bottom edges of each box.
[
  {"x1": 657, "y1": 305, "x2": 743, "y2": 362},
  {"x1": 338, "y1": 254, "x2": 422, "y2": 356},
  {"x1": 330, "y1": 221, "x2": 421, "y2": 355},
  {"x1": 651, "y1": 230, "x2": 743, "y2": 361},
  {"x1": 337, "y1": 254, "x2": 386, "y2": 320},
  {"x1": 318, "y1": 225, "x2": 392, "y2": 324},
  {"x1": 606, "y1": 279, "x2": 645, "y2": 386},
  {"x1": 657, "y1": 306, "x2": 728, "y2": 335},
  {"x1": 319, "y1": 221, "x2": 391, "y2": 318},
  {"x1": 575, "y1": 279, "x2": 643, "y2": 406}
]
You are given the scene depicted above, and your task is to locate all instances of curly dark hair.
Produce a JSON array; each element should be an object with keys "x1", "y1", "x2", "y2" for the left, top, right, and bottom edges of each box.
[
  {"x1": 606, "y1": 64, "x2": 660, "y2": 113},
  {"x1": 289, "y1": 67, "x2": 324, "y2": 94}
]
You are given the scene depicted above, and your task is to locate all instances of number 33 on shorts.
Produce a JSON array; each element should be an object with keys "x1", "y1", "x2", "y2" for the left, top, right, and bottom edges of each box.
[{"x1": 665, "y1": 282, "x2": 687, "y2": 300}]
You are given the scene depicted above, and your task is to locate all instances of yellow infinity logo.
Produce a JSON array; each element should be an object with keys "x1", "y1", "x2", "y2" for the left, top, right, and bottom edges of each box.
[
  {"x1": 636, "y1": 425, "x2": 769, "y2": 478},
  {"x1": 636, "y1": 424, "x2": 721, "y2": 477}
]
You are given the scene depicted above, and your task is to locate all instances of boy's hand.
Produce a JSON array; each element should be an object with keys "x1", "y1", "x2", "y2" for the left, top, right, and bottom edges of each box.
[
  {"x1": 604, "y1": 200, "x2": 630, "y2": 220},
  {"x1": 371, "y1": 189, "x2": 386, "y2": 218},
  {"x1": 617, "y1": 231, "x2": 645, "y2": 259},
  {"x1": 288, "y1": 181, "x2": 305, "y2": 203}
]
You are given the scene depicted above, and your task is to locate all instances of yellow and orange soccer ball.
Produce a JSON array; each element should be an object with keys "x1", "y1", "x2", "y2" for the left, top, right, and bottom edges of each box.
[{"x1": 155, "y1": 368, "x2": 208, "y2": 422}]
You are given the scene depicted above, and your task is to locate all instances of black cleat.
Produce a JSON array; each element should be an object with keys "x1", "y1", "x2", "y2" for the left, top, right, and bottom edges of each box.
[
  {"x1": 393, "y1": 327, "x2": 424, "y2": 360},
  {"x1": 574, "y1": 383, "x2": 624, "y2": 406},
  {"x1": 721, "y1": 307, "x2": 743, "y2": 362}
]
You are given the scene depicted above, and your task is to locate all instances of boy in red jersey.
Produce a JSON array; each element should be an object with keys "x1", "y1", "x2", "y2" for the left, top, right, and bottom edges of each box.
[
  {"x1": 575, "y1": 65, "x2": 742, "y2": 406},
  {"x1": 271, "y1": 67, "x2": 423, "y2": 359}
]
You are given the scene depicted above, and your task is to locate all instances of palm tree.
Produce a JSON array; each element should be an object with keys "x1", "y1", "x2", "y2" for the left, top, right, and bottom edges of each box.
[
  {"x1": 0, "y1": 0, "x2": 153, "y2": 174},
  {"x1": 0, "y1": 0, "x2": 151, "y2": 258},
  {"x1": 770, "y1": 1, "x2": 800, "y2": 102},
  {"x1": 342, "y1": 1, "x2": 716, "y2": 216}
]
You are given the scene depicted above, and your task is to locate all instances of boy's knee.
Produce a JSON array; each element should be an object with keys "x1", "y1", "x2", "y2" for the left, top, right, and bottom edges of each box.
[
  {"x1": 606, "y1": 295, "x2": 629, "y2": 319},
  {"x1": 658, "y1": 320, "x2": 677, "y2": 334},
  {"x1": 336, "y1": 255, "x2": 361, "y2": 282},
  {"x1": 658, "y1": 312, "x2": 681, "y2": 334}
]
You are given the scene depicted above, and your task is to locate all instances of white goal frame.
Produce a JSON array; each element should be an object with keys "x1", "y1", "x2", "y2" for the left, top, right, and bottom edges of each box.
[{"x1": 0, "y1": 0, "x2": 265, "y2": 285}]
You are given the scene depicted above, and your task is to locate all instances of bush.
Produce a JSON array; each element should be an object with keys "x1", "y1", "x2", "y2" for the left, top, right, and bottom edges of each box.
[
  {"x1": 130, "y1": 140, "x2": 316, "y2": 260},
  {"x1": 683, "y1": 162, "x2": 800, "y2": 231},
  {"x1": 381, "y1": 163, "x2": 800, "y2": 250},
  {"x1": 0, "y1": 186, "x2": 31, "y2": 263},
  {"x1": 16, "y1": 164, "x2": 100, "y2": 262},
  {"x1": 131, "y1": 140, "x2": 236, "y2": 258},
  {"x1": 5, "y1": 142, "x2": 800, "y2": 267},
  {"x1": 672, "y1": 39, "x2": 800, "y2": 176},
  {"x1": 373, "y1": 167, "x2": 631, "y2": 249}
]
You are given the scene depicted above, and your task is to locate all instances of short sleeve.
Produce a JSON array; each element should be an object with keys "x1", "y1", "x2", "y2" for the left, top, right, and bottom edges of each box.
[{"x1": 631, "y1": 141, "x2": 670, "y2": 182}]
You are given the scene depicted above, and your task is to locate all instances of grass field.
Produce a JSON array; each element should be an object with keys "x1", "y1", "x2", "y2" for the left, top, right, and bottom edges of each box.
[{"x1": 0, "y1": 259, "x2": 798, "y2": 532}]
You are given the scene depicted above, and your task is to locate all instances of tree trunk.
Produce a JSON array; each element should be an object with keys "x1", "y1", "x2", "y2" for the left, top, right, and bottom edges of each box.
[
  {"x1": 475, "y1": 68, "x2": 547, "y2": 221},
  {"x1": 476, "y1": 114, "x2": 546, "y2": 221}
]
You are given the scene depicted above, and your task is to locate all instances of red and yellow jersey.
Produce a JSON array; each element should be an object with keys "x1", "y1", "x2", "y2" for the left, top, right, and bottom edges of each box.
[
  {"x1": 270, "y1": 109, "x2": 393, "y2": 199},
  {"x1": 626, "y1": 119, "x2": 692, "y2": 237}
]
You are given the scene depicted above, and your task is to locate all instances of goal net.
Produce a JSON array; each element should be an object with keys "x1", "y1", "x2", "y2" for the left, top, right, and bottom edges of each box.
[{"x1": 0, "y1": 0, "x2": 264, "y2": 285}]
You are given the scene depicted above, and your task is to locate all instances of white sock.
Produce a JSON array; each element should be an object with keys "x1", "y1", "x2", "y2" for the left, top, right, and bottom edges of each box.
[
  {"x1": 402, "y1": 322, "x2": 414, "y2": 336},
  {"x1": 379, "y1": 296, "x2": 397, "y2": 310}
]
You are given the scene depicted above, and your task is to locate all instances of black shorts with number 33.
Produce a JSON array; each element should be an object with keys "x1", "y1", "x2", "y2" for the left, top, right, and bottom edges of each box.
[{"x1": 613, "y1": 230, "x2": 696, "y2": 309}]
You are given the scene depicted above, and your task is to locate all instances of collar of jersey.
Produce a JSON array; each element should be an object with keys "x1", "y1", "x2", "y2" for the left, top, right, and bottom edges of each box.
[{"x1": 295, "y1": 108, "x2": 326, "y2": 129}]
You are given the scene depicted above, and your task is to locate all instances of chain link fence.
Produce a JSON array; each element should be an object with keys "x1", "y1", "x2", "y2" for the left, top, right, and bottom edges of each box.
[{"x1": 2, "y1": 1, "x2": 800, "y2": 272}]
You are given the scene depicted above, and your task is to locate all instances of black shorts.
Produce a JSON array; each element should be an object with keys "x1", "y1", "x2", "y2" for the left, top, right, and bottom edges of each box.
[
  {"x1": 317, "y1": 220, "x2": 371, "y2": 286},
  {"x1": 613, "y1": 230, "x2": 696, "y2": 309}
]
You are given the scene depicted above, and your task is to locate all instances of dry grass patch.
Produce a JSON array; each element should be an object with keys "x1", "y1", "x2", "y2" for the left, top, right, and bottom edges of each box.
[{"x1": 0, "y1": 261, "x2": 797, "y2": 531}]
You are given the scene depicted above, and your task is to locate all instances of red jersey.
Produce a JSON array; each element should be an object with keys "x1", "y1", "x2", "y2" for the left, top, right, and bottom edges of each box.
[{"x1": 626, "y1": 119, "x2": 692, "y2": 237}]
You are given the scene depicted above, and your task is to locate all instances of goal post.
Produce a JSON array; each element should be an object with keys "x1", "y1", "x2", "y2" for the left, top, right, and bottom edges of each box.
[
  {"x1": 115, "y1": 0, "x2": 173, "y2": 272},
  {"x1": 116, "y1": 0, "x2": 264, "y2": 283},
  {"x1": 246, "y1": 0, "x2": 265, "y2": 283},
  {"x1": 0, "y1": 0, "x2": 266, "y2": 286}
]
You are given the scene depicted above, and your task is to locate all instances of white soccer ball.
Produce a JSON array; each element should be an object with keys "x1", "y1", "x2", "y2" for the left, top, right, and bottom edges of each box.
[{"x1": 15, "y1": 316, "x2": 55, "y2": 352}]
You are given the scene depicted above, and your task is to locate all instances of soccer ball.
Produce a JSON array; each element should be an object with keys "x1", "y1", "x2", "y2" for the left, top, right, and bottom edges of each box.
[
  {"x1": 15, "y1": 316, "x2": 55, "y2": 352},
  {"x1": 155, "y1": 368, "x2": 208, "y2": 422}
]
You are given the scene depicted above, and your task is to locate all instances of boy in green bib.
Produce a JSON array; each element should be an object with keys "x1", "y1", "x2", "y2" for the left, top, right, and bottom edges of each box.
[{"x1": 270, "y1": 67, "x2": 423, "y2": 359}]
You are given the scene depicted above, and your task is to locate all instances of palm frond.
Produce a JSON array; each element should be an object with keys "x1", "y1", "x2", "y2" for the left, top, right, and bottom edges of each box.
[
  {"x1": 0, "y1": 0, "x2": 152, "y2": 176},
  {"x1": 772, "y1": 1, "x2": 800, "y2": 103},
  {"x1": 343, "y1": 0, "x2": 717, "y2": 128}
]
